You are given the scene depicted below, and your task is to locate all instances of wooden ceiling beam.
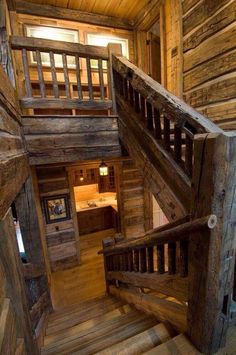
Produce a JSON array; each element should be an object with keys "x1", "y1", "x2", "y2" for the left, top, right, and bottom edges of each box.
[
  {"x1": 15, "y1": 0, "x2": 134, "y2": 30},
  {"x1": 134, "y1": 0, "x2": 163, "y2": 30}
]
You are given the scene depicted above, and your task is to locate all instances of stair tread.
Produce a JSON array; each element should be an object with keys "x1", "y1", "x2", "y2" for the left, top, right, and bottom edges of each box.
[
  {"x1": 95, "y1": 322, "x2": 174, "y2": 355},
  {"x1": 72, "y1": 316, "x2": 158, "y2": 355},
  {"x1": 42, "y1": 310, "x2": 155, "y2": 354},
  {"x1": 46, "y1": 300, "x2": 124, "y2": 335},
  {"x1": 143, "y1": 334, "x2": 201, "y2": 354},
  {"x1": 48, "y1": 295, "x2": 116, "y2": 321},
  {"x1": 44, "y1": 304, "x2": 132, "y2": 346}
]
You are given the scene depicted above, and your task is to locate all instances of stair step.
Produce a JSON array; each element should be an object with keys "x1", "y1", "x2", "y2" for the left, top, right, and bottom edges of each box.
[
  {"x1": 95, "y1": 322, "x2": 174, "y2": 355},
  {"x1": 41, "y1": 310, "x2": 153, "y2": 354},
  {"x1": 72, "y1": 316, "x2": 157, "y2": 355},
  {"x1": 48, "y1": 295, "x2": 115, "y2": 321},
  {"x1": 15, "y1": 339, "x2": 25, "y2": 355},
  {"x1": 143, "y1": 334, "x2": 201, "y2": 354},
  {"x1": 44, "y1": 304, "x2": 132, "y2": 346},
  {"x1": 46, "y1": 299, "x2": 124, "y2": 335}
]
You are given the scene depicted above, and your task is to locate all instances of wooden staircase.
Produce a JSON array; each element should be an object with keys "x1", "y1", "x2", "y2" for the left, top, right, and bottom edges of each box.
[{"x1": 40, "y1": 295, "x2": 199, "y2": 355}]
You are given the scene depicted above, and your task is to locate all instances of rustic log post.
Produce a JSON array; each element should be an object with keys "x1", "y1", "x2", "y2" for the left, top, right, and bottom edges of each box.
[
  {"x1": 102, "y1": 237, "x2": 115, "y2": 293},
  {"x1": 168, "y1": 242, "x2": 176, "y2": 275},
  {"x1": 107, "y1": 43, "x2": 122, "y2": 114},
  {"x1": 188, "y1": 132, "x2": 236, "y2": 354}
]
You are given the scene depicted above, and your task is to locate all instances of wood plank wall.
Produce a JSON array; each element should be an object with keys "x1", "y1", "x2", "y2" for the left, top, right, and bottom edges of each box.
[
  {"x1": 0, "y1": 209, "x2": 38, "y2": 354},
  {"x1": 182, "y1": 0, "x2": 236, "y2": 131},
  {"x1": 119, "y1": 159, "x2": 146, "y2": 238},
  {"x1": 36, "y1": 166, "x2": 80, "y2": 272}
]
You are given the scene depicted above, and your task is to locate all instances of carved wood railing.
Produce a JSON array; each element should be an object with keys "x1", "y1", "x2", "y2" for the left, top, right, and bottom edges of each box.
[
  {"x1": 112, "y1": 56, "x2": 223, "y2": 180},
  {"x1": 99, "y1": 215, "x2": 217, "y2": 302},
  {"x1": 10, "y1": 36, "x2": 114, "y2": 111}
]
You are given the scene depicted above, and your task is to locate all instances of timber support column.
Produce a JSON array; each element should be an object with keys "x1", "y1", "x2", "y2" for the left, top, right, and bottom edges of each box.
[
  {"x1": 107, "y1": 42, "x2": 122, "y2": 115},
  {"x1": 188, "y1": 132, "x2": 236, "y2": 354}
]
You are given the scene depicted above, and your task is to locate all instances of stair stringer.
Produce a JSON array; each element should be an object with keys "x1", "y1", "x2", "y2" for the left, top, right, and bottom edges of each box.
[{"x1": 118, "y1": 115, "x2": 190, "y2": 222}]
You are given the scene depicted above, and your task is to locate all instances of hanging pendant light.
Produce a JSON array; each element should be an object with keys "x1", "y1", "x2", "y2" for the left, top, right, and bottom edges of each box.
[{"x1": 99, "y1": 161, "x2": 108, "y2": 176}]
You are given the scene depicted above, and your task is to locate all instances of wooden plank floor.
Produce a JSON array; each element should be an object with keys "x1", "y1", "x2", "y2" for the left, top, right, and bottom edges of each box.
[{"x1": 50, "y1": 228, "x2": 115, "y2": 310}]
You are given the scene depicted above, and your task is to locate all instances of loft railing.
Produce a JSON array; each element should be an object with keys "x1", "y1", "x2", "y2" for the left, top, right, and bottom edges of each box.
[
  {"x1": 10, "y1": 36, "x2": 115, "y2": 112},
  {"x1": 112, "y1": 55, "x2": 223, "y2": 180}
]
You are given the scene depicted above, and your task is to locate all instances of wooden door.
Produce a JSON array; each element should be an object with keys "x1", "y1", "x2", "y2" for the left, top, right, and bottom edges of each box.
[{"x1": 148, "y1": 33, "x2": 161, "y2": 83}]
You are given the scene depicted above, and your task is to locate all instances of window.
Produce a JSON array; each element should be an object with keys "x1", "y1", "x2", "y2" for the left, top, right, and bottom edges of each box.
[
  {"x1": 87, "y1": 33, "x2": 129, "y2": 69},
  {"x1": 26, "y1": 25, "x2": 79, "y2": 67}
]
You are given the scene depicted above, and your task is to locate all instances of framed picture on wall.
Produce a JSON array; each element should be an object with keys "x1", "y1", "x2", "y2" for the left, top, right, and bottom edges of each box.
[{"x1": 42, "y1": 194, "x2": 71, "y2": 224}]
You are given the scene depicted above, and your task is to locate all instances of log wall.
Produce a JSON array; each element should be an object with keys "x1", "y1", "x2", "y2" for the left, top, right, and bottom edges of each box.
[
  {"x1": 182, "y1": 0, "x2": 236, "y2": 131},
  {"x1": 36, "y1": 165, "x2": 80, "y2": 272}
]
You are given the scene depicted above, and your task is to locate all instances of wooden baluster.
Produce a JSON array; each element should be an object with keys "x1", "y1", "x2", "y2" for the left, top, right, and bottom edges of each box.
[
  {"x1": 62, "y1": 53, "x2": 71, "y2": 98},
  {"x1": 147, "y1": 246, "x2": 154, "y2": 273},
  {"x1": 21, "y1": 49, "x2": 32, "y2": 97},
  {"x1": 49, "y1": 51, "x2": 59, "y2": 98},
  {"x1": 185, "y1": 135, "x2": 193, "y2": 177},
  {"x1": 124, "y1": 253, "x2": 129, "y2": 271},
  {"x1": 128, "y1": 250, "x2": 133, "y2": 271},
  {"x1": 129, "y1": 82, "x2": 134, "y2": 106},
  {"x1": 140, "y1": 96, "x2": 146, "y2": 123},
  {"x1": 119, "y1": 254, "x2": 124, "y2": 271},
  {"x1": 86, "y1": 57, "x2": 93, "y2": 100},
  {"x1": 123, "y1": 78, "x2": 128, "y2": 100},
  {"x1": 134, "y1": 90, "x2": 140, "y2": 113},
  {"x1": 133, "y1": 249, "x2": 139, "y2": 272},
  {"x1": 35, "y1": 50, "x2": 45, "y2": 98},
  {"x1": 146, "y1": 102, "x2": 153, "y2": 132},
  {"x1": 157, "y1": 244, "x2": 165, "y2": 274},
  {"x1": 75, "y1": 55, "x2": 83, "y2": 99},
  {"x1": 108, "y1": 255, "x2": 113, "y2": 271},
  {"x1": 174, "y1": 125, "x2": 182, "y2": 162},
  {"x1": 168, "y1": 242, "x2": 176, "y2": 275},
  {"x1": 140, "y1": 248, "x2": 147, "y2": 273},
  {"x1": 179, "y1": 240, "x2": 188, "y2": 277},
  {"x1": 154, "y1": 108, "x2": 161, "y2": 139},
  {"x1": 98, "y1": 58, "x2": 105, "y2": 100},
  {"x1": 164, "y1": 115, "x2": 171, "y2": 150}
]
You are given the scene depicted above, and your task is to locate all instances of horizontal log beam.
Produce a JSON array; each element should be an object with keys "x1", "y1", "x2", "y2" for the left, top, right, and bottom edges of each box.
[
  {"x1": 22, "y1": 116, "x2": 119, "y2": 134},
  {"x1": 10, "y1": 36, "x2": 109, "y2": 60},
  {"x1": 107, "y1": 271, "x2": 188, "y2": 302},
  {"x1": 99, "y1": 215, "x2": 217, "y2": 255},
  {"x1": 20, "y1": 98, "x2": 112, "y2": 110},
  {"x1": 110, "y1": 285, "x2": 187, "y2": 333},
  {"x1": 112, "y1": 56, "x2": 223, "y2": 134},
  {"x1": 15, "y1": 1, "x2": 133, "y2": 30}
]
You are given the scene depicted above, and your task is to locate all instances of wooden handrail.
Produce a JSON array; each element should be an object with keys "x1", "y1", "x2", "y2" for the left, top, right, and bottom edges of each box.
[
  {"x1": 112, "y1": 55, "x2": 223, "y2": 134},
  {"x1": 10, "y1": 35, "x2": 109, "y2": 60},
  {"x1": 99, "y1": 214, "x2": 217, "y2": 255}
]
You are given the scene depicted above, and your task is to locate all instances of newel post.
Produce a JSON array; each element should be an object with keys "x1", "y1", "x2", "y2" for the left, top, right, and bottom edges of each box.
[
  {"x1": 102, "y1": 237, "x2": 115, "y2": 293},
  {"x1": 107, "y1": 43, "x2": 122, "y2": 114},
  {"x1": 187, "y1": 132, "x2": 236, "y2": 354}
]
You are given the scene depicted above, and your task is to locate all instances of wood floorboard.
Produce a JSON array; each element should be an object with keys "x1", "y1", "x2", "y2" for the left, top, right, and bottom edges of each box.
[{"x1": 50, "y1": 229, "x2": 115, "y2": 310}]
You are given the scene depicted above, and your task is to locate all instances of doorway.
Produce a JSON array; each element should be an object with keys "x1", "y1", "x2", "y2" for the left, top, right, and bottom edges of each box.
[{"x1": 147, "y1": 19, "x2": 161, "y2": 82}]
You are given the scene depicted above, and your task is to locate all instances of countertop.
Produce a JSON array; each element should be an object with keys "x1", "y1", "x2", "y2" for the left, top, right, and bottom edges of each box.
[{"x1": 76, "y1": 199, "x2": 118, "y2": 212}]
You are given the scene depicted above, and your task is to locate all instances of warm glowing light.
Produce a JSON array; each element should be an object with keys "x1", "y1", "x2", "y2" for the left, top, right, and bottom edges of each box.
[{"x1": 99, "y1": 161, "x2": 108, "y2": 176}]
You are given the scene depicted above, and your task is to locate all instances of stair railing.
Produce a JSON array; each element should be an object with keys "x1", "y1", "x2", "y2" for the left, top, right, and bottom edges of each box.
[
  {"x1": 99, "y1": 214, "x2": 217, "y2": 302},
  {"x1": 10, "y1": 36, "x2": 118, "y2": 112},
  {"x1": 112, "y1": 55, "x2": 223, "y2": 181}
]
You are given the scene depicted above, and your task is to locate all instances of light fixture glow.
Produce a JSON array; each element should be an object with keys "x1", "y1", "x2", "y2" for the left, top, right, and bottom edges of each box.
[{"x1": 99, "y1": 161, "x2": 108, "y2": 176}]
